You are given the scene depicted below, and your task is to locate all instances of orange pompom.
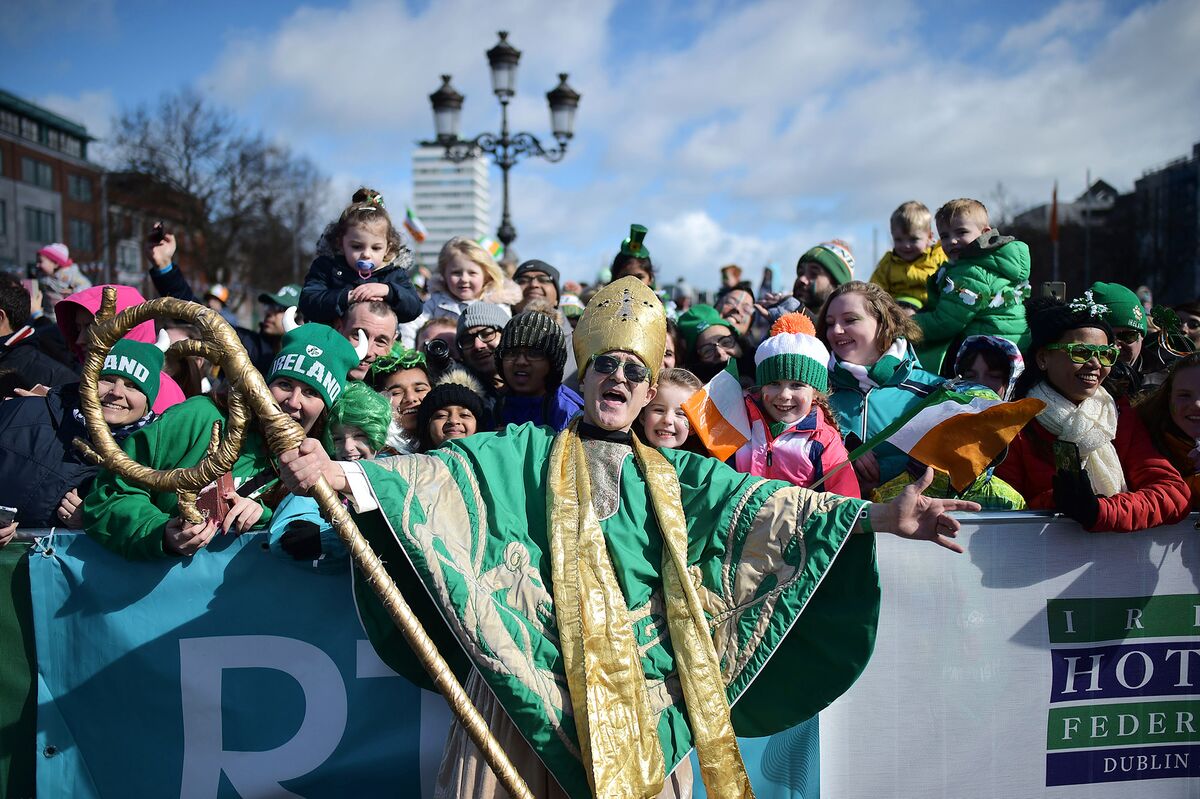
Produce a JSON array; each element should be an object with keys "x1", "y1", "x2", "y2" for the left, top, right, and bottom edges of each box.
[{"x1": 769, "y1": 312, "x2": 816, "y2": 337}]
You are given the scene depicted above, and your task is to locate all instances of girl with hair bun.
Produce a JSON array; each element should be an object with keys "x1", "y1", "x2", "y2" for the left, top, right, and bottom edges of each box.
[
  {"x1": 995, "y1": 295, "x2": 1189, "y2": 531},
  {"x1": 299, "y1": 187, "x2": 422, "y2": 325}
]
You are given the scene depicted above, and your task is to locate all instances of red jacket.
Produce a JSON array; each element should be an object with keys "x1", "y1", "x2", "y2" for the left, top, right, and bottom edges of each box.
[{"x1": 995, "y1": 396, "x2": 1190, "y2": 532}]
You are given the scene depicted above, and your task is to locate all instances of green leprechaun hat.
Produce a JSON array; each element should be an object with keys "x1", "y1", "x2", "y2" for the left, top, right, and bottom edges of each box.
[{"x1": 620, "y1": 224, "x2": 650, "y2": 259}]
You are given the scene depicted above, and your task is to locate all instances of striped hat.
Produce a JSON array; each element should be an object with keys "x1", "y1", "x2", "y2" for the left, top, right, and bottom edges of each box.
[
  {"x1": 754, "y1": 313, "x2": 830, "y2": 392},
  {"x1": 497, "y1": 310, "x2": 567, "y2": 383},
  {"x1": 797, "y1": 240, "x2": 855, "y2": 286}
]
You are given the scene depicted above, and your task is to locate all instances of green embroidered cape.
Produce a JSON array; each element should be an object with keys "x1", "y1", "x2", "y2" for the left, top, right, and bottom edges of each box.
[{"x1": 350, "y1": 423, "x2": 879, "y2": 798}]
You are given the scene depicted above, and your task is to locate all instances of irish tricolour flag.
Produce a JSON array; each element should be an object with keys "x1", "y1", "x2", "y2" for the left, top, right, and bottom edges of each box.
[
  {"x1": 681, "y1": 370, "x2": 750, "y2": 461},
  {"x1": 849, "y1": 384, "x2": 1045, "y2": 492},
  {"x1": 404, "y1": 207, "x2": 428, "y2": 243}
]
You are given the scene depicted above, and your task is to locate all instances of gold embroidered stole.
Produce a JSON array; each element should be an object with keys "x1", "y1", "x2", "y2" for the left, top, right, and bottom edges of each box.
[{"x1": 548, "y1": 421, "x2": 752, "y2": 798}]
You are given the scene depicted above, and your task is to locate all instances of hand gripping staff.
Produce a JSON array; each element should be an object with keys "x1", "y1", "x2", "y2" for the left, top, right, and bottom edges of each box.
[{"x1": 73, "y1": 288, "x2": 534, "y2": 799}]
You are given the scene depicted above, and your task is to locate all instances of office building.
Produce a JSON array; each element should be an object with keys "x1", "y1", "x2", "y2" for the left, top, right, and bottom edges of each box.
[
  {"x1": 411, "y1": 145, "x2": 490, "y2": 266},
  {"x1": 0, "y1": 88, "x2": 103, "y2": 274}
]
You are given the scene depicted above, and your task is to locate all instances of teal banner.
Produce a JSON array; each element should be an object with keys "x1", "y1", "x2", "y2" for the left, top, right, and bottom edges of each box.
[
  {"x1": 27, "y1": 532, "x2": 438, "y2": 798},
  {"x1": 24, "y1": 531, "x2": 819, "y2": 798}
]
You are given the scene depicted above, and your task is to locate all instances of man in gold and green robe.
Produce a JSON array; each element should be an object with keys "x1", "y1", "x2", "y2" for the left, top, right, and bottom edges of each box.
[{"x1": 280, "y1": 276, "x2": 976, "y2": 799}]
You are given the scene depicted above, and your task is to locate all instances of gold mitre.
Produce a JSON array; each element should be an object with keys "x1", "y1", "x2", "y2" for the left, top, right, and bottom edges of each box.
[{"x1": 573, "y1": 276, "x2": 666, "y2": 382}]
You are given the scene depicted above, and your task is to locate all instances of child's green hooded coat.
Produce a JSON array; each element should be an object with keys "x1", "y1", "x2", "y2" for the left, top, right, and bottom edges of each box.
[{"x1": 914, "y1": 231, "x2": 1031, "y2": 373}]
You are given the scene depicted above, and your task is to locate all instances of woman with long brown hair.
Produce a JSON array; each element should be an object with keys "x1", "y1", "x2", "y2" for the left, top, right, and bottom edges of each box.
[{"x1": 1136, "y1": 351, "x2": 1200, "y2": 508}]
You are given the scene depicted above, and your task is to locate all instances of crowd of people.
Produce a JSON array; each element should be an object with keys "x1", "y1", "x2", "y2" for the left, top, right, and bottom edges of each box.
[{"x1": 0, "y1": 190, "x2": 1196, "y2": 555}]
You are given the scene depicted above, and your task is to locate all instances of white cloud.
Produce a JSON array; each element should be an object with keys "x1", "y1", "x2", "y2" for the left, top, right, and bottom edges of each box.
[
  {"x1": 998, "y1": 0, "x2": 1106, "y2": 53},
  {"x1": 207, "y1": 0, "x2": 611, "y2": 146},
  {"x1": 38, "y1": 89, "x2": 119, "y2": 162},
  {"x1": 195, "y1": 0, "x2": 1199, "y2": 291}
]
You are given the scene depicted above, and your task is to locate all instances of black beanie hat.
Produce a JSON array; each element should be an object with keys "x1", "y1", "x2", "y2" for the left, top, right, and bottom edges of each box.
[
  {"x1": 1026, "y1": 296, "x2": 1113, "y2": 353},
  {"x1": 416, "y1": 368, "x2": 491, "y2": 450},
  {"x1": 496, "y1": 310, "x2": 568, "y2": 383},
  {"x1": 514, "y1": 259, "x2": 561, "y2": 304}
]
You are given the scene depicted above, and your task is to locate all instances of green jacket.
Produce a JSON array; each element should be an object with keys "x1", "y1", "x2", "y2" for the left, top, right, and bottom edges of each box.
[
  {"x1": 83, "y1": 396, "x2": 277, "y2": 560},
  {"x1": 914, "y1": 231, "x2": 1031, "y2": 373}
]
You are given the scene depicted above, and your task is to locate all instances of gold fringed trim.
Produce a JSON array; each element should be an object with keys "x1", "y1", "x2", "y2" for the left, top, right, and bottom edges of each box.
[
  {"x1": 634, "y1": 437, "x2": 754, "y2": 799},
  {"x1": 547, "y1": 421, "x2": 666, "y2": 797}
]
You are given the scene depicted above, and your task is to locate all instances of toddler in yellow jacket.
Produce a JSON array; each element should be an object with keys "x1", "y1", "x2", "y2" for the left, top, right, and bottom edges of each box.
[{"x1": 868, "y1": 200, "x2": 946, "y2": 312}]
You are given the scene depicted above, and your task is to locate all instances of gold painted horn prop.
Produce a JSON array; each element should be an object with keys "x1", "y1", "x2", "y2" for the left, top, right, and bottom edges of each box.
[{"x1": 75, "y1": 288, "x2": 533, "y2": 799}]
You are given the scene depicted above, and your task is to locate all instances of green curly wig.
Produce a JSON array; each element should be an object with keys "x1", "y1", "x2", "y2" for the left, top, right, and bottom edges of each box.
[{"x1": 321, "y1": 380, "x2": 393, "y2": 454}]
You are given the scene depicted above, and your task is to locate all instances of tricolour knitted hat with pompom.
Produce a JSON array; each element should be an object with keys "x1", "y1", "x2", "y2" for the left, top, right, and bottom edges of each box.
[{"x1": 754, "y1": 312, "x2": 831, "y2": 392}]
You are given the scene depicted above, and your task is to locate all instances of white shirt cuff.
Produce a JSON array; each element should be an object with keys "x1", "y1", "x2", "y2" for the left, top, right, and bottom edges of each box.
[{"x1": 340, "y1": 461, "x2": 379, "y2": 513}]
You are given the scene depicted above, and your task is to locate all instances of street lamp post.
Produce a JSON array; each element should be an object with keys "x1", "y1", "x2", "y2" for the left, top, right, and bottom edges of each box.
[{"x1": 423, "y1": 31, "x2": 580, "y2": 252}]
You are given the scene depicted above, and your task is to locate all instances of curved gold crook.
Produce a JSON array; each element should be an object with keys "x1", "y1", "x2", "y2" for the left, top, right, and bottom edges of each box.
[{"x1": 75, "y1": 287, "x2": 533, "y2": 798}]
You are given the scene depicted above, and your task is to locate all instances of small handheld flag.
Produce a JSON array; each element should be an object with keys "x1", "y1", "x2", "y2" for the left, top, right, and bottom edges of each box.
[
  {"x1": 681, "y1": 370, "x2": 751, "y2": 462},
  {"x1": 404, "y1": 207, "x2": 428, "y2": 243}
]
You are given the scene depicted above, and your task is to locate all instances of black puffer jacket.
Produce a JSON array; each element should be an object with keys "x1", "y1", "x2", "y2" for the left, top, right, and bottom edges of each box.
[
  {"x1": 0, "y1": 383, "x2": 151, "y2": 527},
  {"x1": 0, "y1": 329, "x2": 78, "y2": 388}
]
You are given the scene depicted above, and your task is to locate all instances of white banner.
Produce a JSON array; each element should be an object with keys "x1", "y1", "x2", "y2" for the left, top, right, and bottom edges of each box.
[{"x1": 821, "y1": 513, "x2": 1200, "y2": 798}]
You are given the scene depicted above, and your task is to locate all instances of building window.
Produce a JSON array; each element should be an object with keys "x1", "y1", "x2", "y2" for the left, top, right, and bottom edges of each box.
[
  {"x1": 0, "y1": 200, "x2": 6, "y2": 236},
  {"x1": 68, "y1": 218, "x2": 94, "y2": 252},
  {"x1": 68, "y1": 174, "x2": 93, "y2": 202},
  {"x1": 21, "y1": 157, "x2": 53, "y2": 189},
  {"x1": 20, "y1": 118, "x2": 38, "y2": 141},
  {"x1": 24, "y1": 207, "x2": 56, "y2": 242},
  {"x1": 0, "y1": 110, "x2": 17, "y2": 136},
  {"x1": 116, "y1": 239, "x2": 141, "y2": 271},
  {"x1": 62, "y1": 136, "x2": 83, "y2": 158}
]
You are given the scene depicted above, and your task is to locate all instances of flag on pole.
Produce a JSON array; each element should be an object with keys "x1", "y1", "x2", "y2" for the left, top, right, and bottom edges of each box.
[
  {"x1": 681, "y1": 369, "x2": 751, "y2": 461},
  {"x1": 404, "y1": 207, "x2": 428, "y2": 243},
  {"x1": 848, "y1": 385, "x2": 1045, "y2": 492},
  {"x1": 1049, "y1": 182, "x2": 1059, "y2": 244}
]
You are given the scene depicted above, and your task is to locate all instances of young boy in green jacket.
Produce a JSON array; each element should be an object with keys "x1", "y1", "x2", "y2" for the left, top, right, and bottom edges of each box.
[{"x1": 914, "y1": 198, "x2": 1031, "y2": 374}]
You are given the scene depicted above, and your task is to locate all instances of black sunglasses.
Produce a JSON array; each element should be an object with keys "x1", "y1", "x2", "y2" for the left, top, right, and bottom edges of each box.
[{"x1": 591, "y1": 354, "x2": 651, "y2": 384}]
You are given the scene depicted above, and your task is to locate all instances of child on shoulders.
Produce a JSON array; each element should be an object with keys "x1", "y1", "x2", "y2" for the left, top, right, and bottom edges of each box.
[
  {"x1": 36, "y1": 243, "x2": 92, "y2": 321},
  {"x1": 914, "y1": 198, "x2": 1031, "y2": 374},
  {"x1": 299, "y1": 188, "x2": 422, "y2": 326},
  {"x1": 869, "y1": 201, "x2": 946, "y2": 314}
]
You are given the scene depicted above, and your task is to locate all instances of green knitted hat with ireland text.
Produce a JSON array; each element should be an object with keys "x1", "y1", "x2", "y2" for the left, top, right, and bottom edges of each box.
[
  {"x1": 1089, "y1": 281, "x2": 1147, "y2": 335},
  {"x1": 267, "y1": 323, "x2": 361, "y2": 408},
  {"x1": 101, "y1": 338, "x2": 163, "y2": 406}
]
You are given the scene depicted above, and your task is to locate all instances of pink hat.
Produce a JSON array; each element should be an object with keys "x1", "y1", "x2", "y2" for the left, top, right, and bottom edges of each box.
[{"x1": 38, "y1": 243, "x2": 72, "y2": 268}]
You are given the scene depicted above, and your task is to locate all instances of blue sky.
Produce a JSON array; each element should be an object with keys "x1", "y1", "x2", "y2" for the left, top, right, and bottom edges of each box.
[{"x1": 3, "y1": 0, "x2": 1196, "y2": 289}]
